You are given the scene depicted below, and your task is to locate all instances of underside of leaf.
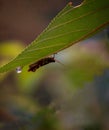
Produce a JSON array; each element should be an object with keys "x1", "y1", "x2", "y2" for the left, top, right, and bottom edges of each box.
[{"x1": 0, "y1": 0, "x2": 109, "y2": 73}]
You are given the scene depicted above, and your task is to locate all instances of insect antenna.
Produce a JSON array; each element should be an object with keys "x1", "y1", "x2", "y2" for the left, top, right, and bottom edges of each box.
[
  {"x1": 53, "y1": 53, "x2": 65, "y2": 67},
  {"x1": 54, "y1": 58, "x2": 65, "y2": 67}
]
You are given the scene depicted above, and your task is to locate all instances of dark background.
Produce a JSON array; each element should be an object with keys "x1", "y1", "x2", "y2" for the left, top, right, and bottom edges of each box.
[{"x1": 0, "y1": 0, "x2": 83, "y2": 43}]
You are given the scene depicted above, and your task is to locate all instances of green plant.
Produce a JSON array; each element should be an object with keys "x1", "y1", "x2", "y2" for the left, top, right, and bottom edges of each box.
[{"x1": 0, "y1": 0, "x2": 109, "y2": 73}]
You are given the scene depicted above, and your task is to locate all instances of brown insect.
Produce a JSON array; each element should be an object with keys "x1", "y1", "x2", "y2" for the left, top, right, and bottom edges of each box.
[{"x1": 28, "y1": 56, "x2": 55, "y2": 72}]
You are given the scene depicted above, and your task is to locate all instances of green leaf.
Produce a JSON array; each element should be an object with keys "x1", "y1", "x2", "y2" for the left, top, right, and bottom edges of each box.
[{"x1": 0, "y1": 0, "x2": 109, "y2": 73}]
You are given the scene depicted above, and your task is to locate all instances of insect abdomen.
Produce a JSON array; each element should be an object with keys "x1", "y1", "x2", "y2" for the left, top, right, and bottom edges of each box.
[{"x1": 28, "y1": 57, "x2": 55, "y2": 72}]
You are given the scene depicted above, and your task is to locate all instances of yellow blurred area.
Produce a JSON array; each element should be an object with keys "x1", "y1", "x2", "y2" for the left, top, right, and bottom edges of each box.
[{"x1": 0, "y1": 41, "x2": 24, "y2": 65}]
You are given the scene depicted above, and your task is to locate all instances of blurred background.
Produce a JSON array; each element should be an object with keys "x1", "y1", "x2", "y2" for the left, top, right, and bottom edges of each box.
[{"x1": 0, "y1": 0, "x2": 109, "y2": 130}]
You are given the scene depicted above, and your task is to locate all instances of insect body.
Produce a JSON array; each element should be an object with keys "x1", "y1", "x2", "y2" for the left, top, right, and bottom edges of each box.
[{"x1": 28, "y1": 57, "x2": 55, "y2": 72}]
